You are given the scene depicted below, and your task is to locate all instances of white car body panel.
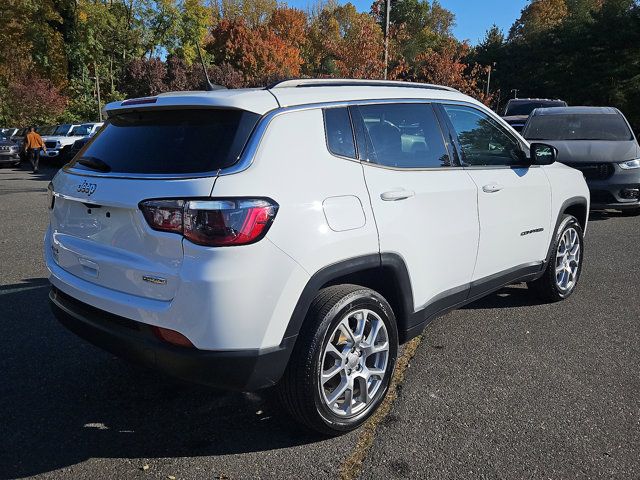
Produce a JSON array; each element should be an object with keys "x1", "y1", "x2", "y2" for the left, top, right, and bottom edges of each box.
[
  {"x1": 543, "y1": 162, "x2": 591, "y2": 232},
  {"x1": 210, "y1": 109, "x2": 380, "y2": 347},
  {"x1": 362, "y1": 164, "x2": 479, "y2": 310},
  {"x1": 466, "y1": 167, "x2": 552, "y2": 279}
]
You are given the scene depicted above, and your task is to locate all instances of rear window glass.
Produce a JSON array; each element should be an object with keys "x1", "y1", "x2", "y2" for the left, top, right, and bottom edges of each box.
[
  {"x1": 324, "y1": 108, "x2": 356, "y2": 158},
  {"x1": 523, "y1": 113, "x2": 633, "y2": 141},
  {"x1": 71, "y1": 109, "x2": 260, "y2": 174},
  {"x1": 504, "y1": 100, "x2": 566, "y2": 116}
]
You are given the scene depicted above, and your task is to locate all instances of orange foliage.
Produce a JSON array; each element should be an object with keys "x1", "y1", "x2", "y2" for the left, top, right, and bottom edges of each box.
[
  {"x1": 268, "y1": 7, "x2": 307, "y2": 49},
  {"x1": 307, "y1": 4, "x2": 384, "y2": 79},
  {"x1": 390, "y1": 41, "x2": 492, "y2": 105},
  {"x1": 207, "y1": 14, "x2": 304, "y2": 86}
]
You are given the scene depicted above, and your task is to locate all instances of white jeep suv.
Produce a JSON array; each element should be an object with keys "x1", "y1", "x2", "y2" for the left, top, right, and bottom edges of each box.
[{"x1": 45, "y1": 79, "x2": 589, "y2": 434}]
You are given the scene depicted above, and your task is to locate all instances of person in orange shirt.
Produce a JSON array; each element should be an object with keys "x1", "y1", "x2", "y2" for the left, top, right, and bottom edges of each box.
[{"x1": 24, "y1": 126, "x2": 47, "y2": 173}]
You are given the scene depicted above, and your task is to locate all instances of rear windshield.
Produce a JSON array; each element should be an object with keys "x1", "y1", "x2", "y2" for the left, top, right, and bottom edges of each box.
[
  {"x1": 524, "y1": 113, "x2": 633, "y2": 141},
  {"x1": 505, "y1": 100, "x2": 566, "y2": 116},
  {"x1": 71, "y1": 109, "x2": 260, "y2": 174}
]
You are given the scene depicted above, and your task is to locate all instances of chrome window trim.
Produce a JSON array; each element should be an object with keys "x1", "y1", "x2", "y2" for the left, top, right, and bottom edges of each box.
[{"x1": 61, "y1": 97, "x2": 511, "y2": 180}]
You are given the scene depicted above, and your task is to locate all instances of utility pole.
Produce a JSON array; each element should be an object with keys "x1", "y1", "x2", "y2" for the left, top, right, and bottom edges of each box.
[
  {"x1": 383, "y1": 0, "x2": 391, "y2": 80},
  {"x1": 486, "y1": 62, "x2": 496, "y2": 97},
  {"x1": 93, "y1": 62, "x2": 103, "y2": 122}
]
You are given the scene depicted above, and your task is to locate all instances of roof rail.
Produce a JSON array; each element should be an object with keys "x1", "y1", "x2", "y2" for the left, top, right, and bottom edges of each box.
[{"x1": 266, "y1": 78, "x2": 459, "y2": 93}]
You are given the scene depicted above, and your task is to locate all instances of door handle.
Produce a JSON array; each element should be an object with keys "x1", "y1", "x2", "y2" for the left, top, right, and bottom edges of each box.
[
  {"x1": 482, "y1": 183, "x2": 504, "y2": 193},
  {"x1": 380, "y1": 189, "x2": 415, "y2": 201}
]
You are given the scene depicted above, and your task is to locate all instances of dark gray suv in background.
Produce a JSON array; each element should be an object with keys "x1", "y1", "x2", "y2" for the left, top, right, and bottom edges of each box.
[
  {"x1": 523, "y1": 106, "x2": 640, "y2": 214},
  {"x1": 502, "y1": 98, "x2": 568, "y2": 132}
]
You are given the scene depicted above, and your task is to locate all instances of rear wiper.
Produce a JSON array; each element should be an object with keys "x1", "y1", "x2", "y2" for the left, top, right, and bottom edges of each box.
[{"x1": 77, "y1": 156, "x2": 111, "y2": 173}]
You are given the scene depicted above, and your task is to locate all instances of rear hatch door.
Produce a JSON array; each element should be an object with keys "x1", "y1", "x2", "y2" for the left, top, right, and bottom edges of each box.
[{"x1": 50, "y1": 107, "x2": 262, "y2": 301}]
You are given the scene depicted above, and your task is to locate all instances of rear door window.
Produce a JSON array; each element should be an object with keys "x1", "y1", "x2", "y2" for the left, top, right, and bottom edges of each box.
[
  {"x1": 353, "y1": 103, "x2": 451, "y2": 168},
  {"x1": 71, "y1": 109, "x2": 260, "y2": 174}
]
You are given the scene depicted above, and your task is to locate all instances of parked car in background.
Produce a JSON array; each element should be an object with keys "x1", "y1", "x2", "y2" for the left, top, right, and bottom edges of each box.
[
  {"x1": 0, "y1": 131, "x2": 20, "y2": 167},
  {"x1": 67, "y1": 137, "x2": 91, "y2": 161},
  {"x1": 10, "y1": 127, "x2": 30, "y2": 161},
  {"x1": 46, "y1": 79, "x2": 589, "y2": 435},
  {"x1": 503, "y1": 98, "x2": 568, "y2": 132},
  {"x1": 1, "y1": 127, "x2": 20, "y2": 139},
  {"x1": 523, "y1": 106, "x2": 640, "y2": 214},
  {"x1": 70, "y1": 122, "x2": 103, "y2": 137},
  {"x1": 41, "y1": 123, "x2": 83, "y2": 164},
  {"x1": 58, "y1": 123, "x2": 104, "y2": 163}
]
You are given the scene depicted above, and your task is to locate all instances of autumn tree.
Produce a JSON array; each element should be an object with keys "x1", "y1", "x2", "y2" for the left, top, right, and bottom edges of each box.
[
  {"x1": 215, "y1": 0, "x2": 278, "y2": 28},
  {"x1": 391, "y1": 39, "x2": 491, "y2": 104},
  {"x1": 177, "y1": 0, "x2": 213, "y2": 64},
  {"x1": 121, "y1": 58, "x2": 168, "y2": 97},
  {"x1": 307, "y1": 3, "x2": 384, "y2": 78},
  {"x1": 509, "y1": 0, "x2": 569, "y2": 41},
  {"x1": 3, "y1": 73, "x2": 67, "y2": 126},
  {"x1": 206, "y1": 15, "x2": 303, "y2": 86}
]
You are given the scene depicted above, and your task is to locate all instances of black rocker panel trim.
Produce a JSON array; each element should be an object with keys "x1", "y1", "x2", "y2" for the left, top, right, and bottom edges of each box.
[{"x1": 282, "y1": 254, "x2": 549, "y2": 348}]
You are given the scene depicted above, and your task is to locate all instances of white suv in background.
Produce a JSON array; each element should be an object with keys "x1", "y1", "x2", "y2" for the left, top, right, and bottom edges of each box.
[
  {"x1": 42, "y1": 123, "x2": 103, "y2": 163},
  {"x1": 45, "y1": 79, "x2": 589, "y2": 434}
]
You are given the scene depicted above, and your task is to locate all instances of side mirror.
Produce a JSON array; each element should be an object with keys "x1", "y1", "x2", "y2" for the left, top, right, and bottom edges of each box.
[{"x1": 530, "y1": 143, "x2": 557, "y2": 165}]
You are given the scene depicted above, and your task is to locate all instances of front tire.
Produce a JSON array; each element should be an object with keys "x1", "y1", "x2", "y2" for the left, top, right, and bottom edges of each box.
[
  {"x1": 528, "y1": 214, "x2": 584, "y2": 302},
  {"x1": 278, "y1": 285, "x2": 398, "y2": 435}
]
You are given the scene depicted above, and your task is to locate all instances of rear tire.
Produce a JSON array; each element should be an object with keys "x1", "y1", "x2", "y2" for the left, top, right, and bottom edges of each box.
[
  {"x1": 278, "y1": 284, "x2": 398, "y2": 435},
  {"x1": 528, "y1": 214, "x2": 584, "y2": 302}
]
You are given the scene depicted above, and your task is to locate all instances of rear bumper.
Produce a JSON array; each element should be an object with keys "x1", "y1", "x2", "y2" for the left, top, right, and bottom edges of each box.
[{"x1": 49, "y1": 287, "x2": 294, "y2": 391}]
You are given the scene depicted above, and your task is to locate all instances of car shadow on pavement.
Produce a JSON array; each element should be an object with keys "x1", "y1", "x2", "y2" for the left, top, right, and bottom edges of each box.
[
  {"x1": 0, "y1": 280, "x2": 320, "y2": 478},
  {"x1": 1, "y1": 162, "x2": 57, "y2": 181},
  {"x1": 588, "y1": 210, "x2": 638, "y2": 222},
  {"x1": 462, "y1": 285, "x2": 542, "y2": 310}
]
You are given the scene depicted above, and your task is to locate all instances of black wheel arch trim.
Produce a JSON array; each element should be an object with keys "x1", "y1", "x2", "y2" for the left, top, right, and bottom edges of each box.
[
  {"x1": 281, "y1": 253, "x2": 417, "y2": 345},
  {"x1": 544, "y1": 196, "x2": 588, "y2": 266}
]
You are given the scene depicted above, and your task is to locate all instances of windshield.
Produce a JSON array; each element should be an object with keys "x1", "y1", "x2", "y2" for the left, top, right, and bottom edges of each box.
[
  {"x1": 70, "y1": 125, "x2": 92, "y2": 136},
  {"x1": 53, "y1": 124, "x2": 71, "y2": 136},
  {"x1": 71, "y1": 109, "x2": 260, "y2": 174},
  {"x1": 524, "y1": 113, "x2": 633, "y2": 141},
  {"x1": 505, "y1": 101, "x2": 566, "y2": 117}
]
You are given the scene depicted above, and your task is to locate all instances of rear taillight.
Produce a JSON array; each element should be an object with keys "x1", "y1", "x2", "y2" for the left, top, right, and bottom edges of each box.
[
  {"x1": 139, "y1": 199, "x2": 184, "y2": 234},
  {"x1": 139, "y1": 198, "x2": 278, "y2": 247}
]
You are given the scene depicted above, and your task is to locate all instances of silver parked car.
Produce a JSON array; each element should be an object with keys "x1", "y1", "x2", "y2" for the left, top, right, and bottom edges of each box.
[{"x1": 0, "y1": 131, "x2": 20, "y2": 167}]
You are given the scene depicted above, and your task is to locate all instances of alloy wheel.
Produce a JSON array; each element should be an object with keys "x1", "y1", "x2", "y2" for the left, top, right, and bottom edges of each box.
[
  {"x1": 555, "y1": 226, "x2": 581, "y2": 292},
  {"x1": 319, "y1": 309, "x2": 390, "y2": 417}
]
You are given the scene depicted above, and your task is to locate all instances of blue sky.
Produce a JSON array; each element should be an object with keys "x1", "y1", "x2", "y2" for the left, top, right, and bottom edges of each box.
[{"x1": 287, "y1": 0, "x2": 529, "y2": 45}]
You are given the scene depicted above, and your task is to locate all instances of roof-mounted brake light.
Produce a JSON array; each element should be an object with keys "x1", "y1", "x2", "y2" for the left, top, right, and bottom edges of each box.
[{"x1": 121, "y1": 97, "x2": 158, "y2": 106}]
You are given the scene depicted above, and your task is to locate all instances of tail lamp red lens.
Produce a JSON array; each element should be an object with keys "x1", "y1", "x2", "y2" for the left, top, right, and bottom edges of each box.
[{"x1": 139, "y1": 198, "x2": 278, "y2": 247}]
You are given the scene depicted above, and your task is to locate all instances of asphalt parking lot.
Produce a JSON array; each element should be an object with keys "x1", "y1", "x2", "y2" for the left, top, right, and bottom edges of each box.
[{"x1": 1, "y1": 164, "x2": 638, "y2": 479}]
